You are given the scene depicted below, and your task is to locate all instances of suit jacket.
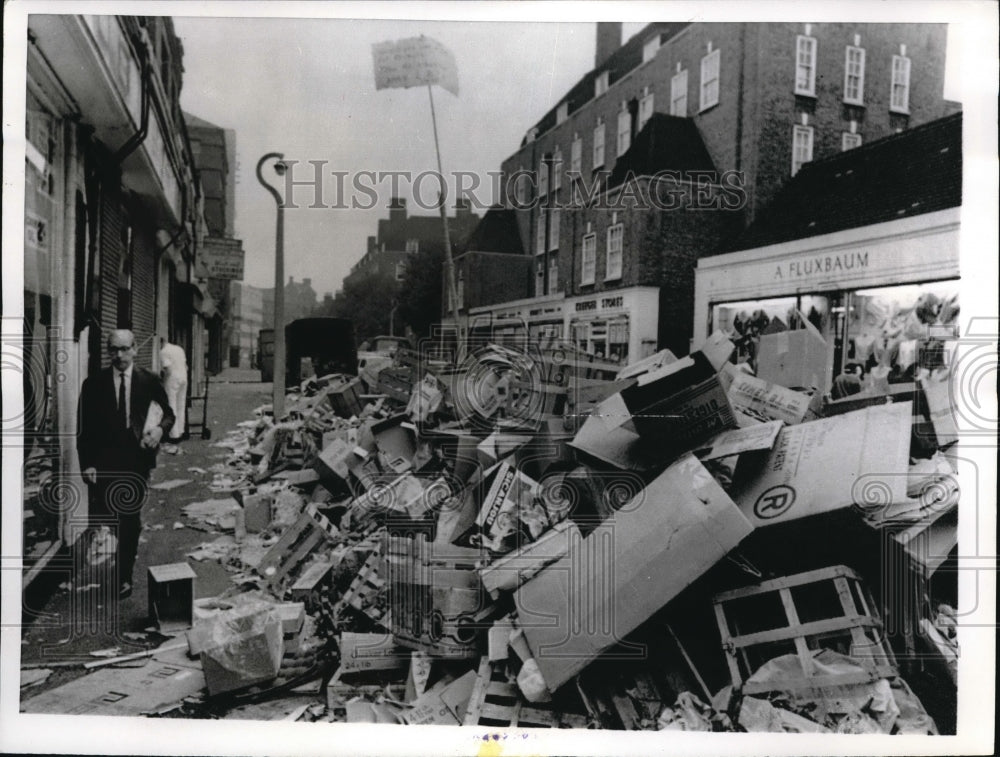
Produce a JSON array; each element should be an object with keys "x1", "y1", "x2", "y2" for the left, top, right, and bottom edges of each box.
[{"x1": 78, "y1": 366, "x2": 176, "y2": 475}]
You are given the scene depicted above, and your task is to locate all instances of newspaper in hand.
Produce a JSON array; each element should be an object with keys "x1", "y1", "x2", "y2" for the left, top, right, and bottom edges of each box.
[{"x1": 142, "y1": 401, "x2": 164, "y2": 448}]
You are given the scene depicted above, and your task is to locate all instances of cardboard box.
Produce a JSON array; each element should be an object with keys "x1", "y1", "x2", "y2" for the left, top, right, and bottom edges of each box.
[
  {"x1": 615, "y1": 350, "x2": 737, "y2": 450},
  {"x1": 475, "y1": 462, "x2": 542, "y2": 550},
  {"x1": 730, "y1": 402, "x2": 913, "y2": 527},
  {"x1": 756, "y1": 320, "x2": 828, "y2": 392},
  {"x1": 290, "y1": 559, "x2": 336, "y2": 602},
  {"x1": 694, "y1": 421, "x2": 783, "y2": 461},
  {"x1": 405, "y1": 670, "x2": 478, "y2": 725},
  {"x1": 515, "y1": 455, "x2": 753, "y2": 691},
  {"x1": 479, "y1": 520, "x2": 579, "y2": 597},
  {"x1": 147, "y1": 562, "x2": 197, "y2": 633},
  {"x1": 323, "y1": 376, "x2": 364, "y2": 418},
  {"x1": 241, "y1": 492, "x2": 273, "y2": 533},
  {"x1": 338, "y1": 632, "x2": 409, "y2": 673},
  {"x1": 726, "y1": 370, "x2": 812, "y2": 425},
  {"x1": 371, "y1": 415, "x2": 418, "y2": 473},
  {"x1": 406, "y1": 373, "x2": 445, "y2": 423}
]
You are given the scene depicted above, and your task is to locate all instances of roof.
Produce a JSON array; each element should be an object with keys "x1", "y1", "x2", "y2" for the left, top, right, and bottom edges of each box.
[
  {"x1": 725, "y1": 112, "x2": 962, "y2": 252},
  {"x1": 522, "y1": 22, "x2": 691, "y2": 146},
  {"x1": 463, "y1": 207, "x2": 525, "y2": 255},
  {"x1": 183, "y1": 111, "x2": 223, "y2": 131},
  {"x1": 605, "y1": 113, "x2": 717, "y2": 190}
]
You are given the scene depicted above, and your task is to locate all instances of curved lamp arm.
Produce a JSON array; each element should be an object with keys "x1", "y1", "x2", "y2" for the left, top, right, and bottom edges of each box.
[{"x1": 256, "y1": 152, "x2": 285, "y2": 206}]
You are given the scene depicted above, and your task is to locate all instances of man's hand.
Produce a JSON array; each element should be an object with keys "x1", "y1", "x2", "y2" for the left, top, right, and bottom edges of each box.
[
  {"x1": 83, "y1": 467, "x2": 97, "y2": 485},
  {"x1": 142, "y1": 425, "x2": 164, "y2": 449}
]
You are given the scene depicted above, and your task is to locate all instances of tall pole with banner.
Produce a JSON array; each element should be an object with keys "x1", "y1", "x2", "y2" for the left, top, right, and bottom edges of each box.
[{"x1": 372, "y1": 35, "x2": 465, "y2": 362}]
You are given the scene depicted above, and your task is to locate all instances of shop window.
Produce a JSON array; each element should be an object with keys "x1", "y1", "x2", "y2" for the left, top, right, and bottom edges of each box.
[
  {"x1": 548, "y1": 208, "x2": 560, "y2": 251},
  {"x1": 605, "y1": 222, "x2": 623, "y2": 281},
  {"x1": 616, "y1": 104, "x2": 631, "y2": 157},
  {"x1": 795, "y1": 35, "x2": 817, "y2": 96},
  {"x1": 595, "y1": 71, "x2": 609, "y2": 98},
  {"x1": 552, "y1": 147, "x2": 563, "y2": 192},
  {"x1": 581, "y1": 232, "x2": 597, "y2": 285},
  {"x1": 700, "y1": 46, "x2": 720, "y2": 110},
  {"x1": 842, "y1": 132, "x2": 863, "y2": 151},
  {"x1": 638, "y1": 86, "x2": 654, "y2": 131},
  {"x1": 570, "y1": 134, "x2": 582, "y2": 176},
  {"x1": 593, "y1": 119, "x2": 606, "y2": 169},
  {"x1": 792, "y1": 125, "x2": 814, "y2": 176},
  {"x1": 890, "y1": 54, "x2": 911, "y2": 113},
  {"x1": 847, "y1": 283, "x2": 958, "y2": 381},
  {"x1": 608, "y1": 319, "x2": 629, "y2": 364},
  {"x1": 844, "y1": 45, "x2": 866, "y2": 105},
  {"x1": 671, "y1": 69, "x2": 688, "y2": 116},
  {"x1": 548, "y1": 255, "x2": 559, "y2": 293}
]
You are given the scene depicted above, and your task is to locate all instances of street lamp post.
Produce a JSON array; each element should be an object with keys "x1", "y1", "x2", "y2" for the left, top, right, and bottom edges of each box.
[{"x1": 256, "y1": 152, "x2": 286, "y2": 419}]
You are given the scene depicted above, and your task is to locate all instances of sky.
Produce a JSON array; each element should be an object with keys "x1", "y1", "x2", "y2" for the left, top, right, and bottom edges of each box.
[{"x1": 173, "y1": 12, "x2": 964, "y2": 299}]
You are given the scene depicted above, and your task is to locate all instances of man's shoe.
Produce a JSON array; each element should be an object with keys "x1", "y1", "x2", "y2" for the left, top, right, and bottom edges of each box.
[{"x1": 119, "y1": 582, "x2": 132, "y2": 599}]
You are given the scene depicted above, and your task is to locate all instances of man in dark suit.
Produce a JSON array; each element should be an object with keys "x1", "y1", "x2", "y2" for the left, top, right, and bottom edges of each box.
[{"x1": 78, "y1": 329, "x2": 175, "y2": 598}]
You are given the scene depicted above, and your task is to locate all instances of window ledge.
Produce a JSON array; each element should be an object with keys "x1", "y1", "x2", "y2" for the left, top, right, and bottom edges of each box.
[
  {"x1": 603, "y1": 273, "x2": 623, "y2": 283},
  {"x1": 843, "y1": 99, "x2": 866, "y2": 108},
  {"x1": 794, "y1": 89, "x2": 817, "y2": 99},
  {"x1": 698, "y1": 101, "x2": 719, "y2": 114},
  {"x1": 889, "y1": 107, "x2": 911, "y2": 116},
  {"x1": 580, "y1": 279, "x2": 596, "y2": 287}
]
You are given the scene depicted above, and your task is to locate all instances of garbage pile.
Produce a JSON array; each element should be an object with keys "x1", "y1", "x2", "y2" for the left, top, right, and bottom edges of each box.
[{"x1": 25, "y1": 335, "x2": 961, "y2": 730}]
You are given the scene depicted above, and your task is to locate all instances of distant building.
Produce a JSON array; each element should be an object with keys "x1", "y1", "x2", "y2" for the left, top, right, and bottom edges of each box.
[
  {"x1": 345, "y1": 196, "x2": 481, "y2": 293},
  {"x1": 229, "y1": 281, "x2": 267, "y2": 368}
]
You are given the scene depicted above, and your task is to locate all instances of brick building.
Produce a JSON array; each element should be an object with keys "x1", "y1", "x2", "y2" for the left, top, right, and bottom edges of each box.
[
  {"x1": 468, "y1": 21, "x2": 956, "y2": 362},
  {"x1": 345, "y1": 196, "x2": 481, "y2": 294}
]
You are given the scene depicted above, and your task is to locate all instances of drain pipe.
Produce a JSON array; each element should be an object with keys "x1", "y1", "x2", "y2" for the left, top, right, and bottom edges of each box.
[{"x1": 113, "y1": 43, "x2": 151, "y2": 164}]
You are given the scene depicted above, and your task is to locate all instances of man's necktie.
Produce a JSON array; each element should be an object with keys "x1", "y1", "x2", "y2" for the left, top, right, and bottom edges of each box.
[{"x1": 118, "y1": 372, "x2": 127, "y2": 429}]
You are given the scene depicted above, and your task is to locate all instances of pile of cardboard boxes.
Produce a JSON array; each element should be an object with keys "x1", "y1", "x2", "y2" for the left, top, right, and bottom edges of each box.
[{"x1": 51, "y1": 336, "x2": 962, "y2": 728}]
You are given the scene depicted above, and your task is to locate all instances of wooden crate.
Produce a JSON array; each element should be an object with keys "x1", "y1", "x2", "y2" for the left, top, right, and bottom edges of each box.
[
  {"x1": 713, "y1": 565, "x2": 898, "y2": 696},
  {"x1": 147, "y1": 562, "x2": 197, "y2": 633},
  {"x1": 256, "y1": 504, "x2": 340, "y2": 591},
  {"x1": 463, "y1": 657, "x2": 589, "y2": 728}
]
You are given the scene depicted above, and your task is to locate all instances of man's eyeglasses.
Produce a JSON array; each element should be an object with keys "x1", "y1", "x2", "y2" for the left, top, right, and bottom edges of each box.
[{"x1": 108, "y1": 345, "x2": 133, "y2": 353}]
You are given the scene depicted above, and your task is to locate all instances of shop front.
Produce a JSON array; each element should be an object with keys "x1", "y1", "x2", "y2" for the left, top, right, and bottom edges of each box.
[
  {"x1": 694, "y1": 208, "x2": 961, "y2": 391},
  {"x1": 564, "y1": 287, "x2": 659, "y2": 366}
]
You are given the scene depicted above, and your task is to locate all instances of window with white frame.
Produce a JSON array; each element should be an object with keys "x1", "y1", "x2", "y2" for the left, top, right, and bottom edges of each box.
[
  {"x1": 556, "y1": 101, "x2": 569, "y2": 125},
  {"x1": 595, "y1": 71, "x2": 609, "y2": 98},
  {"x1": 843, "y1": 46, "x2": 866, "y2": 104},
  {"x1": 593, "y1": 119, "x2": 606, "y2": 168},
  {"x1": 700, "y1": 48, "x2": 720, "y2": 110},
  {"x1": 581, "y1": 231, "x2": 596, "y2": 285},
  {"x1": 606, "y1": 218, "x2": 623, "y2": 280},
  {"x1": 638, "y1": 87, "x2": 654, "y2": 131},
  {"x1": 538, "y1": 156, "x2": 549, "y2": 197},
  {"x1": 670, "y1": 69, "x2": 688, "y2": 116},
  {"x1": 792, "y1": 125, "x2": 814, "y2": 175},
  {"x1": 616, "y1": 104, "x2": 631, "y2": 157},
  {"x1": 548, "y1": 208, "x2": 560, "y2": 251},
  {"x1": 570, "y1": 134, "x2": 582, "y2": 175},
  {"x1": 891, "y1": 54, "x2": 911, "y2": 113},
  {"x1": 548, "y1": 255, "x2": 559, "y2": 293},
  {"x1": 535, "y1": 260, "x2": 545, "y2": 297},
  {"x1": 842, "y1": 132, "x2": 862, "y2": 151},
  {"x1": 405, "y1": 239, "x2": 419, "y2": 254},
  {"x1": 795, "y1": 35, "x2": 817, "y2": 96},
  {"x1": 643, "y1": 36, "x2": 660, "y2": 63},
  {"x1": 552, "y1": 147, "x2": 563, "y2": 192},
  {"x1": 535, "y1": 213, "x2": 546, "y2": 255}
]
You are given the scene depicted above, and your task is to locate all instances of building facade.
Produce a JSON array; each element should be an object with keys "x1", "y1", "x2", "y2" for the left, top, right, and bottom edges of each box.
[
  {"x1": 22, "y1": 15, "x2": 211, "y2": 547},
  {"x1": 694, "y1": 112, "x2": 962, "y2": 391},
  {"x1": 229, "y1": 281, "x2": 267, "y2": 368},
  {"x1": 186, "y1": 113, "x2": 244, "y2": 374},
  {"x1": 466, "y1": 21, "x2": 956, "y2": 361}
]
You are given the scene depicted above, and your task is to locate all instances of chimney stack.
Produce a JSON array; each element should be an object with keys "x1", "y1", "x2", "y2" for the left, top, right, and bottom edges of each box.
[
  {"x1": 595, "y1": 22, "x2": 622, "y2": 69},
  {"x1": 389, "y1": 196, "x2": 407, "y2": 223}
]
